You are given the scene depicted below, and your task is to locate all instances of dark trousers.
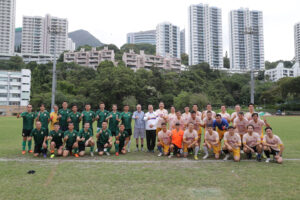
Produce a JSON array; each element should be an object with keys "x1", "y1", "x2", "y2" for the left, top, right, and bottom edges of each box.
[{"x1": 146, "y1": 130, "x2": 156, "y2": 151}]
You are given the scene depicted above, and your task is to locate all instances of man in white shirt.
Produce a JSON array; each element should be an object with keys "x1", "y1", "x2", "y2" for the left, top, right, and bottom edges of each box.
[
  {"x1": 202, "y1": 104, "x2": 216, "y2": 120},
  {"x1": 155, "y1": 102, "x2": 168, "y2": 135},
  {"x1": 219, "y1": 105, "x2": 230, "y2": 123},
  {"x1": 230, "y1": 104, "x2": 241, "y2": 123},
  {"x1": 144, "y1": 105, "x2": 158, "y2": 153}
]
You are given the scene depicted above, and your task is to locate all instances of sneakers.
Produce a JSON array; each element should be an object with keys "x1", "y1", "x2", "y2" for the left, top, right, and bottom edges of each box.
[
  {"x1": 74, "y1": 153, "x2": 79, "y2": 158},
  {"x1": 90, "y1": 152, "x2": 94, "y2": 157},
  {"x1": 127, "y1": 149, "x2": 131, "y2": 153},
  {"x1": 43, "y1": 153, "x2": 47, "y2": 158},
  {"x1": 28, "y1": 150, "x2": 33, "y2": 153},
  {"x1": 265, "y1": 158, "x2": 270, "y2": 163},
  {"x1": 50, "y1": 154, "x2": 55, "y2": 159},
  {"x1": 157, "y1": 152, "x2": 163, "y2": 157},
  {"x1": 115, "y1": 152, "x2": 119, "y2": 156},
  {"x1": 194, "y1": 155, "x2": 198, "y2": 160},
  {"x1": 256, "y1": 154, "x2": 262, "y2": 162},
  {"x1": 168, "y1": 154, "x2": 173, "y2": 158},
  {"x1": 203, "y1": 154, "x2": 209, "y2": 160},
  {"x1": 105, "y1": 152, "x2": 110, "y2": 156},
  {"x1": 135, "y1": 148, "x2": 139, "y2": 152},
  {"x1": 141, "y1": 147, "x2": 144, "y2": 152},
  {"x1": 223, "y1": 154, "x2": 230, "y2": 161},
  {"x1": 241, "y1": 150, "x2": 244, "y2": 154},
  {"x1": 247, "y1": 153, "x2": 252, "y2": 159},
  {"x1": 22, "y1": 150, "x2": 26, "y2": 155}
]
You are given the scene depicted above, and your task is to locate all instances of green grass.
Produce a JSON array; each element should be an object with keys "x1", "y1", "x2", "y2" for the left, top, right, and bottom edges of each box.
[{"x1": 0, "y1": 116, "x2": 300, "y2": 199}]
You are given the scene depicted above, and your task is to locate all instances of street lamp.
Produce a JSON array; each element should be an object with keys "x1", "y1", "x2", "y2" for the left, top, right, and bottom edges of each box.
[
  {"x1": 244, "y1": 26, "x2": 258, "y2": 104},
  {"x1": 48, "y1": 25, "x2": 63, "y2": 111}
]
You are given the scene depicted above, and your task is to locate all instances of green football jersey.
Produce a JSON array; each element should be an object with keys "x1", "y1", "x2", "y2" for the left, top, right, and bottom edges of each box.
[
  {"x1": 37, "y1": 111, "x2": 50, "y2": 129},
  {"x1": 95, "y1": 109, "x2": 109, "y2": 128},
  {"x1": 79, "y1": 128, "x2": 93, "y2": 142},
  {"x1": 30, "y1": 127, "x2": 47, "y2": 145},
  {"x1": 21, "y1": 112, "x2": 36, "y2": 130},
  {"x1": 49, "y1": 129, "x2": 64, "y2": 145},
  {"x1": 108, "y1": 111, "x2": 120, "y2": 132},
  {"x1": 97, "y1": 128, "x2": 112, "y2": 144},
  {"x1": 82, "y1": 111, "x2": 95, "y2": 128},
  {"x1": 68, "y1": 112, "x2": 81, "y2": 130},
  {"x1": 64, "y1": 130, "x2": 79, "y2": 147},
  {"x1": 58, "y1": 108, "x2": 70, "y2": 128},
  {"x1": 120, "y1": 112, "x2": 132, "y2": 129},
  {"x1": 117, "y1": 130, "x2": 129, "y2": 143}
]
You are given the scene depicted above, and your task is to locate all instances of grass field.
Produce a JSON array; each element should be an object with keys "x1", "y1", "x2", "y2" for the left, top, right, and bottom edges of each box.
[{"x1": 0, "y1": 116, "x2": 300, "y2": 200}]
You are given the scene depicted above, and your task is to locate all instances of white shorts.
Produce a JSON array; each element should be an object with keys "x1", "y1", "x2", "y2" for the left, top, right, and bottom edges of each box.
[{"x1": 134, "y1": 128, "x2": 145, "y2": 139}]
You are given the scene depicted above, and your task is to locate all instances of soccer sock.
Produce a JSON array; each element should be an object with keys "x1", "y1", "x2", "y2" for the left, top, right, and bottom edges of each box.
[
  {"x1": 127, "y1": 140, "x2": 131, "y2": 149},
  {"x1": 141, "y1": 144, "x2": 143, "y2": 148},
  {"x1": 223, "y1": 149, "x2": 229, "y2": 154},
  {"x1": 157, "y1": 146, "x2": 162, "y2": 153},
  {"x1": 195, "y1": 146, "x2": 199, "y2": 156},
  {"x1": 115, "y1": 143, "x2": 119, "y2": 152},
  {"x1": 28, "y1": 140, "x2": 32, "y2": 150},
  {"x1": 203, "y1": 146, "x2": 208, "y2": 155},
  {"x1": 264, "y1": 150, "x2": 270, "y2": 158},
  {"x1": 136, "y1": 144, "x2": 139, "y2": 148},
  {"x1": 90, "y1": 146, "x2": 94, "y2": 153},
  {"x1": 107, "y1": 147, "x2": 111, "y2": 152},
  {"x1": 22, "y1": 140, "x2": 26, "y2": 151}
]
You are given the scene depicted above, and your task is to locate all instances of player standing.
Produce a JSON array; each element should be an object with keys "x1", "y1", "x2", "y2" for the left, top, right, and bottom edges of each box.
[
  {"x1": 106, "y1": 104, "x2": 120, "y2": 137},
  {"x1": 68, "y1": 104, "x2": 81, "y2": 131},
  {"x1": 17, "y1": 104, "x2": 35, "y2": 154},
  {"x1": 233, "y1": 112, "x2": 249, "y2": 153},
  {"x1": 144, "y1": 105, "x2": 158, "y2": 153},
  {"x1": 245, "y1": 103, "x2": 256, "y2": 121},
  {"x1": 182, "y1": 106, "x2": 191, "y2": 128},
  {"x1": 95, "y1": 102, "x2": 109, "y2": 134},
  {"x1": 50, "y1": 105, "x2": 59, "y2": 131},
  {"x1": 189, "y1": 111, "x2": 202, "y2": 148},
  {"x1": 81, "y1": 104, "x2": 95, "y2": 133},
  {"x1": 120, "y1": 105, "x2": 133, "y2": 152},
  {"x1": 192, "y1": 104, "x2": 202, "y2": 117},
  {"x1": 202, "y1": 104, "x2": 216, "y2": 120},
  {"x1": 58, "y1": 101, "x2": 70, "y2": 132},
  {"x1": 36, "y1": 104, "x2": 50, "y2": 137},
  {"x1": 155, "y1": 102, "x2": 168, "y2": 135},
  {"x1": 230, "y1": 104, "x2": 241, "y2": 123},
  {"x1": 219, "y1": 105, "x2": 230, "y2": 123},
  {"x1": 168, "y1": 106, "x2": 177, "y2": 130},
  {"x1": 132, "y1": 104, "x2": 145, "y2": 152}
]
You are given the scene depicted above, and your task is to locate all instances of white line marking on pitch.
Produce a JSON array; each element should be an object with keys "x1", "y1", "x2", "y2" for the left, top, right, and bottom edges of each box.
[{"x1": 0, "y1": 158, "x2": 300, "y2": 163}]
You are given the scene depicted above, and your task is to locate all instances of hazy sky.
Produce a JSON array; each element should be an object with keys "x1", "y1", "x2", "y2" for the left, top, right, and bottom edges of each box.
[{"x1": 15, "y1": 0, "x2": 300, "y2": 62}]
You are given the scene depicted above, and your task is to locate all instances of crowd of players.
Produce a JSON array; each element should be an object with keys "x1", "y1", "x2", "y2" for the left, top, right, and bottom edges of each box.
[{"x1": 17, "y1": 101, "x2": 284, "y2": 163}]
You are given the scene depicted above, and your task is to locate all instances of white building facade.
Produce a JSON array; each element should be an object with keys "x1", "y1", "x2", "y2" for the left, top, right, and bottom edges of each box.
[
  {"x1": 188, "y1": 4, "x2": 223, "y2": 68},
  {"x1": 64, "y1": 47, "x2": 115, "y2": 69},
  {"x1": 180, "y1": 29, "x2": 186, "y2": 55},
  {"x1": 122, "y1": 49, "x2": 181, "y2": 71},
  {"x1": 66, "y1": 38, "x2": 76, "y2": 51},
  {"x1": 21, "y1": 14, "x2": 68, "y2": 57},
  {"x1": 0, "y1": 69, "x2": 31, "y2": 107},
  {"x1": 156, "y1": 22, "x2": 180, "y2": 58},
  {"x1": 229, "y1": 8, "x2": 265, "y2": 71},
  {"x1": 294, "y1": 22, "x2": 300, "y2": 64},
  {"x1": 127, "y1": 30, "x2": 156, "y2": 45},
  {"x1": 265, "y1": 62, "x2": 300, "y2": 82},
  {"x1": 0, "y1": 0, "x2": 16, "y2": 56}
]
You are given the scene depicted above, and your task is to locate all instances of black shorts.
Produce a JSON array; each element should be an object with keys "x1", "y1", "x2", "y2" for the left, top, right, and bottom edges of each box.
[
  {"x1": 111, "y1": 131, "x2": 117, "y2": 136},
  {"x1": 270, "y1": 148, "x2": 280, "y2": 156},
  {"x1": 172, "y1": 143, "x2": 181, "y2": 155},
  {"x1": 119, "y1": 142, "x2": 125, "y2": 152},
  {"x1": 60, "y1": 125, "x2": 68, "y2": 132},
  {"x1": 97, "y1": 142, "x2": 105, "y2": 152},
  {"x1": 125, "y1": 129, "x2": 132, "y2": 136},
  {"x1": 65, "y1": 144, "x2": 74, "y2": 151},
  {"x1": 22, "y1": 129, "x2": 32, "y2": 137},
  {"x1": 34, "y1": 144, "x2": 43, "y2": 154},
  {"x1": 78, "y1": 142, "x2": 86, "y2": 152},
  {"x1": 51, "y1": 141, "x2": 63, "y2": 149}
]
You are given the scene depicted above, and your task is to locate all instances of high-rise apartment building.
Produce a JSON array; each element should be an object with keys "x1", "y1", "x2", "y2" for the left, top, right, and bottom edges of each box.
[{"x1": 127, "y1": 30, "x2": 156, "y2": 45}]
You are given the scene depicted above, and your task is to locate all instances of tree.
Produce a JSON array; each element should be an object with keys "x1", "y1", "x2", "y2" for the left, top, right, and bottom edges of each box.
[
  {"x1": 223, "y1": 51, "x2": 230, "y2": 68},
  {"x1": 181, "y1": 53, "x2": 188, "y2": 66}
]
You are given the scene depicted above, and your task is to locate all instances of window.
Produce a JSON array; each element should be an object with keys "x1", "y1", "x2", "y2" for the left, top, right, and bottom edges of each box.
[
  {"x1": 0, "y1": 85, "x2": 7, "y2": 89},
  {"x1": 9, "y1": 101, "x2": 20, "y2": 106},
  {"x1": 11, "y1": 94, "x2": 21, "y2": 98},
  {"x1": 0, "y1": 77, "x2": 8, "y2": 81},
  {"x1": 0, "y1": 93, "x2": 7, "y2": 97}
]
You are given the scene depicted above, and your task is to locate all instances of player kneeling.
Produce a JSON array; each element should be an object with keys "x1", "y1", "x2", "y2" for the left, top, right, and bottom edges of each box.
[
  {"x1": 115, "y1": 124, "x2": 129, "y2": 156},
  {"x1": 157, "y1": 123, "x2": 172, "y2": 157},
  {"x1": 48, "y1": 123, "x2": 64, "y2": 158},
  {"x1": 169, "y1": 123, "x2": 184, "y2": 158},
  {"x1": 183, "y1": 123, "x2": 200, "y2": 160},
  {"x1": 78, "y1": 122, "x2": 95, "y2": 157},
  {"x1": 263, "y1": 127, "x2": 284, "y2": 164},
  {"x1": 223, "y1": 126, "x2": 241, "y2": 162},
  {"x1": 63, "y1": 122, "x2": 79, "y2": 157},
  {"x1": 31, "y1": 121, "x2": 48, "y2": 157},
  {"x1": 243, "y1": 124, "x2": 262, "y2": 161},
  {"x1": 96, "y1": 122, "x2": 112, "y2": 156},
  {"x1": 203, "y1": 125, "x2": 221, "y2": 160}
]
